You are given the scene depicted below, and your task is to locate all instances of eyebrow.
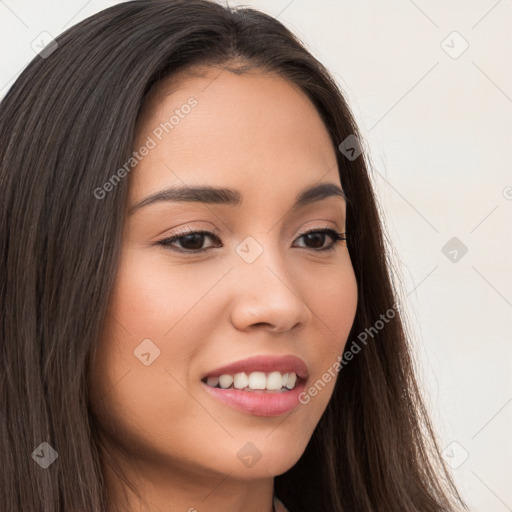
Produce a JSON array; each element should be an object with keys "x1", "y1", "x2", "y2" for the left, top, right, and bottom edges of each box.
[{"x1": 128, "y1": 181, "x2": 346, "y2": 215}]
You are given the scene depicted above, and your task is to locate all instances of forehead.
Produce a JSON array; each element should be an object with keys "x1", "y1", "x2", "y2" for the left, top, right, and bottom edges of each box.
[{"x1": 130, "y1": 67, "x2": 339, "y2": 204}]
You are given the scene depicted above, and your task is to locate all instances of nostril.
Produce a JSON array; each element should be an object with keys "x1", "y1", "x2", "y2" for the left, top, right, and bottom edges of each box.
[{"x1": 252, "y1": 322, "x2": 271, "y2": 329}]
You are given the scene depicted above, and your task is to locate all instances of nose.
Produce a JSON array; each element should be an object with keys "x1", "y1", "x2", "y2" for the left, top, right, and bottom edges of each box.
[{"x1": 229, "y1": 249, "x2": 313, "y2": 334}]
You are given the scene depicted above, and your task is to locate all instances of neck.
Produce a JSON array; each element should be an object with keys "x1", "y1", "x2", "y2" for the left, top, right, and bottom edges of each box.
[{"x1": 102, "y1": 450, "x2": 276, "y2": 512}]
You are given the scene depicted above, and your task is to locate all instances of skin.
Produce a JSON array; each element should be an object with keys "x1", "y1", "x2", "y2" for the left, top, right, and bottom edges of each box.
[{"x1": 88, "y1": 65, "x2": 358, "y2": 512}]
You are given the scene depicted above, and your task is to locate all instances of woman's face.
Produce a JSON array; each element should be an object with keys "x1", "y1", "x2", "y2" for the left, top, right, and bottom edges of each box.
[{"x1": 89, "y1": 67, "x2": 358, "y2": 486}]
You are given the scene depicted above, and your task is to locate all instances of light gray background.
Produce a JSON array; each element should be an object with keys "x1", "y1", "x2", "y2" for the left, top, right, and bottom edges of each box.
[{"x1": 1, "y1": 1, "x2": 511, "y2": 510}]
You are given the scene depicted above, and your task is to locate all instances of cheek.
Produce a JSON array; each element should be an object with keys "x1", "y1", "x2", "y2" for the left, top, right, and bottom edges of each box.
[
  {"x1": 298, "y1": 261, "x2": 358, "y2": 410},
  {"x1": 306, "y1": 260, "x2": 358, "y2": 351},
  {"x1": 321, "y1": 264, "x2": 358, "y2": 333},
  {"x1": 108, "y1": 246, "x2": 227, "y2": 337},
  {"x1": 89, "y1": 246, "x2": 237, "y2": 439},
  {"x1": 88, "y1": 249, "x2": 202, "y2": 438}
]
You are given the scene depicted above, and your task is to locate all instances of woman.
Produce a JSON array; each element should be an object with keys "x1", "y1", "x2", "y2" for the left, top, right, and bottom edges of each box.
[{"x1": 0, "y1": 1, "x2": 467, "y2": 511}]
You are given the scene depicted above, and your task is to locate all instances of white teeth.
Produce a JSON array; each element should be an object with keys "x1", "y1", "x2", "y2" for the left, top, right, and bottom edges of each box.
[
  {"x1": 248, "y1": 371, "x2": 266, "y2": 390},
  {"x1": 218, "y1": 374, "x2": 233, "y2": 389},
  {"x1": 206, "y1": 371, "x2": 298, "y2": 391},
  {"x1": 267, "y1": 371, "x2": 284, "y2": 390},
  {"x1": 233, "y1": 372, "x2": 249, "y2": 389},
  {"x1": 285, "y1": 372, "x2": 296, "y2": 390}
]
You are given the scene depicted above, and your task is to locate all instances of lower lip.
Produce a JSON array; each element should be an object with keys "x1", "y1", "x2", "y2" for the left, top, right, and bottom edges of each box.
[{"x1": 200, "y1": 379, "x2": 306, "y2": 417}]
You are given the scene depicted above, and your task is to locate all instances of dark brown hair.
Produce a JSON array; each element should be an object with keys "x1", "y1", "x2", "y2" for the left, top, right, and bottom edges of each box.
[{"x1": 0, "y1": 1, "x2": 467, "y2": 510}]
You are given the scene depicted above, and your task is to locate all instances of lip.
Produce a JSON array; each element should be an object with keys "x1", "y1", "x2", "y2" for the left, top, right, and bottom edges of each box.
[
  {"x1": 200, "y1": 354, "x2": 309, "y2": 417},
  {"x1": 201, "y1": 378, "x2": 307, "y2": 417},
  {"x1": 201, "y1": 354, "x2": 309, "y2": 381}
]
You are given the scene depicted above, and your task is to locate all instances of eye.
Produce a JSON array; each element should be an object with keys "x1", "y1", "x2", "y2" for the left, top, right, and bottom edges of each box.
[
  {"x1": 156, "y1": 227, "x2": 347, "y2": 254},
  {"x1": 294, "y1": 228, "x2": 346, "y2": 251},
  {"x1": 156, "y1": 229, "x2": 222, "y2": 253}
]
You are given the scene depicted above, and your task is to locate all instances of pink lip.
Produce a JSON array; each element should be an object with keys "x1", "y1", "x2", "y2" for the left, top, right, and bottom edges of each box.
[
  {"x1": 200, "y1": 354, "x2": 309, "y2": 417},
  {"x1": 201, "y1": 354, "x2": 309, "y2": 380},
  {"x1": 201, "y1": 379, "x2": 307, "y2": 417}
]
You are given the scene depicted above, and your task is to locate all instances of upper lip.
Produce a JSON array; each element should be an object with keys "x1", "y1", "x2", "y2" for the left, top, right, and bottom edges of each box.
[{"x1": 201, "y1": 354, "x2": 309, "y2": 381}]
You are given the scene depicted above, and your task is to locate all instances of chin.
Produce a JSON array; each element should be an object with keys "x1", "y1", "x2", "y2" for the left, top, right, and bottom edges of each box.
[{"x1": 221, "y1": 438, "x2": 306, "y2": 479}]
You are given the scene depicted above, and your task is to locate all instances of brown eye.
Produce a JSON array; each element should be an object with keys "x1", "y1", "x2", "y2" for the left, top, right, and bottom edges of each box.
[
  {"x1": 156, "y1": 228, "x2": 346, "y2": 254},
  {"x1": 293, "y1": 229, "x2": 346, "y2": 252},
  {"x1": 157, "y1": 230, "x2": 221, "y2": 253}
]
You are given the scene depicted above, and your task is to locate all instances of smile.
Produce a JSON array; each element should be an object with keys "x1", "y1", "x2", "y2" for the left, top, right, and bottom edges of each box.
[{"x1": 202, "y1": 371, "x2": 298, "y2": 392}]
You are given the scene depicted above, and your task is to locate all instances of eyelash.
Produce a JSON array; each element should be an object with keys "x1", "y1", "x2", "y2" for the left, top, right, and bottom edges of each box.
[{"x1": 156, "y1": 226, "x2": 347, "y2": 254}]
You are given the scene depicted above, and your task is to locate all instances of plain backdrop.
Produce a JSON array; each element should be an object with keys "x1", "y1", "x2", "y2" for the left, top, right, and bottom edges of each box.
[{"x1": 1, "y1": 1, "x2": 511, "y2": 510}]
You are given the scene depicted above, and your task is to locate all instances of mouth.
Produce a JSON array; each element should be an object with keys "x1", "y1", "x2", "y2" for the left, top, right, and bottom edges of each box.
[
  {"x1": 199, "y1": 355, "x2": 309, "y2": 416},
  {"x1": 201, "y1": 370, "x2": 302, "y2": 393}
]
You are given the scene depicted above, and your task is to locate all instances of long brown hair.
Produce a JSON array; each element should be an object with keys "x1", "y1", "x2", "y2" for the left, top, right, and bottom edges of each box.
[{"x1": 0, "y1": 1, "x2": 467, "y2": 510}]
